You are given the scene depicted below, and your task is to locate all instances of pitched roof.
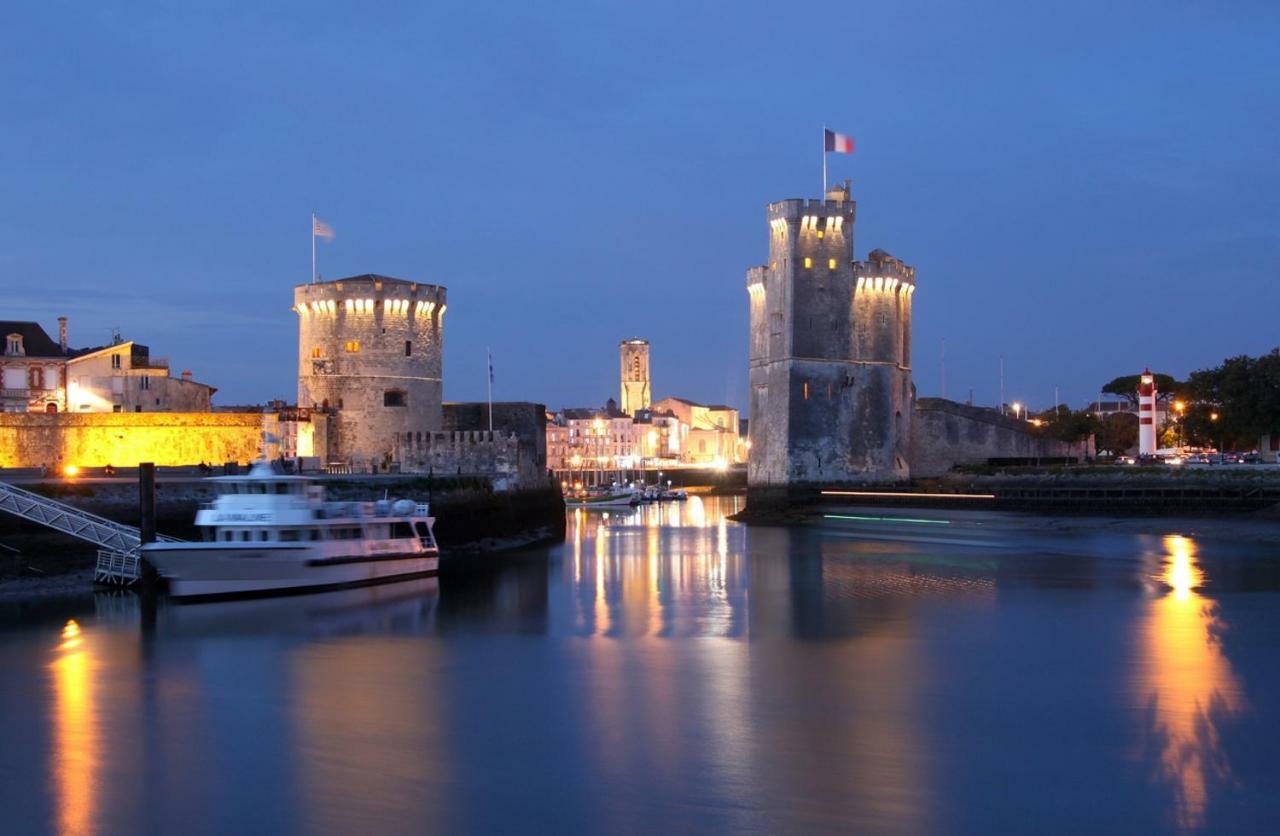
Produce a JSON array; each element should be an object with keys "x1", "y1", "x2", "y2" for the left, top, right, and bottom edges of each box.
[{"x1": 0, "y1": 321, "x2": 67, "y2": 357}]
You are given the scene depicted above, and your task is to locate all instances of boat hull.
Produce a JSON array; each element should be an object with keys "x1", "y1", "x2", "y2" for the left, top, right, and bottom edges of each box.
[{"x1": 142, "y1": 544, "x2": 439, "y2": 600}]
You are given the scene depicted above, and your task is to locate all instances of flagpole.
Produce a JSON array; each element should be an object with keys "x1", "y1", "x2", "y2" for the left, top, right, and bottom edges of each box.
[
  {"x1": 822, "y1": 124, "x2": 828, "y2": 197},
  {"x1": 310, "y1": 212, "x2": 316, "y2": 284},
  {"x1": 486, "y1": 348, "x2": 494, "y2": 433}
]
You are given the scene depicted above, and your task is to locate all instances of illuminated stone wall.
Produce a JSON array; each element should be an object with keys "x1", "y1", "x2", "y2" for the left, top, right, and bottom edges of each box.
[
  {"x1": 295, "y1": 275, "x2": 446, "y2": 467},
  {"x1": 0, "y1": 413, "x2": 266, "y2": 468},
  {"x1": 746, "y1": 187, "x2": 914, "y2": 493}
]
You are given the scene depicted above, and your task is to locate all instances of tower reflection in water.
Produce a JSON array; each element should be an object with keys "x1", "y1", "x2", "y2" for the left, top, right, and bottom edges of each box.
[
  {"x1": 49, "y1": 619, "x2": 97, "y2": 836},
  {"x1": 1138, "y1": 534, "x2": 1244, "y2": 831}
]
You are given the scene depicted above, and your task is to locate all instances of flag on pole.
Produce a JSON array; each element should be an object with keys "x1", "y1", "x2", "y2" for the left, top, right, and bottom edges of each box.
[
  {"x1": 488, "y1": 350, "x2": 494, "y2": 384},
  {"x1": 312, "y1": 216, "x2": 335, "y2": 240},
  {"x1": 824, "y1": 129, "x2": 855, "y2": 154}
]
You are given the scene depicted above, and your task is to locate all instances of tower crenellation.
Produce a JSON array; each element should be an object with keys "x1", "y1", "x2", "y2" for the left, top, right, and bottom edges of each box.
[
  {"x1": 747, "y1": 190, "x2": 915, "y2": 495},
  {"x1": 294, "y1": 274, "x2": 447, "y2": 467}
]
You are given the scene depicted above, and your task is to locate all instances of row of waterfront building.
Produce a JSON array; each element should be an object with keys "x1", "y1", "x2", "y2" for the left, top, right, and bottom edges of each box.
[{"x1": 544, "y1": 339, "x2": 747, "y2": 474}]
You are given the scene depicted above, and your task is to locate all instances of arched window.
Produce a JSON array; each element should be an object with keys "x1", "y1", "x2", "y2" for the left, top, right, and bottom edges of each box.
[{"x1": 28, "y1": 367, "x2": 43, "y2": 390}]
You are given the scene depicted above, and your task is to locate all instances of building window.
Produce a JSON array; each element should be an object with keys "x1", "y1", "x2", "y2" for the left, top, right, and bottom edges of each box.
[
  {"x1": 828, "y1": 258, "x2": 837, "y2": 270},
  {"x1": 803, "y1": 257, "x2": 812, "y2": 269},
  {"x1": 405, "y1": 340, "x2": 412, "y2": 357},
  {"x1": 345, "y1": 341, "x2": 360, "y2": 352},
  {"x1": 140, "y1": 376, "x2": 150, "y2": 390},
  {"x1": 5, "y1": 335, "x2": 22, "y2": 355},
  {"x1": 111, "y1": 353, "x2": 121, "y2": 369},
  {"x1": 311, "y1": 347, "x2": 322, "y2": 359},
  {"x1": 802, "y1": 382, "x2": 810, "y2": 400},
  {"x1": 384, "y1": 390, "x2": 406, "y2": 407}
]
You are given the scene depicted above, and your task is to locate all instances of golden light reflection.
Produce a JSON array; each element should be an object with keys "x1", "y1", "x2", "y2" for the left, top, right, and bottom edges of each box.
[
  {"x1": 1139, "y1": 534, "x2": 1243, "y2": 831},
  {"x1": 50, "y1": 619, "x2": 97, "y2": 836},
  {"x1": 564, "y1": 497, "x2": 745, "y2": 638}
]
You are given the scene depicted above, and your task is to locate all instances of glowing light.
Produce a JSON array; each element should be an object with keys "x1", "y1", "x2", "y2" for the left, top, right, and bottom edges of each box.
[
  {"x1": 820, "y1": 489, "x2": 995, "y2": 499},
  {"x1": 50, "y1": 618, "x2": 96, "y2": 836},
  {"x1": 344, "y1": 299, "x2": 354, "y2": 314},
  {"x1": 828, "y1": 258, "x2": 836, "y2": 270},
  {"x1": 58, "y1": 619, "x2": 82, "y2": 651},
  {"x1": 1136, "y1": 534, "x2": 1243, "y2": 829},
  {"x1": 63, "y1": 465, "x2": 80, "y2": 477},
  {"x1": 803, "y1": 257, "x2": 812, "y2": 269},
  {"x1": 824, "y1": 514, "x2": 950, "y2": 525},
  {"x1": 856, "y1": 277, "x2": 865, "y2": 291}
]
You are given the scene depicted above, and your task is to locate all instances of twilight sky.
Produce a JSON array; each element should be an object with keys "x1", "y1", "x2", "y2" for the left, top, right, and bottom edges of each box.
[{"x1": 4, "y1": 1, "x2": 1278, "y2": 412}]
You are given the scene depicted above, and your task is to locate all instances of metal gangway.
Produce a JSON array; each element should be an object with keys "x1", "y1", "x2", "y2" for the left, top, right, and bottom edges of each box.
[{"x1": 0, "y1": 479, "x2": 183, "y2": 585}]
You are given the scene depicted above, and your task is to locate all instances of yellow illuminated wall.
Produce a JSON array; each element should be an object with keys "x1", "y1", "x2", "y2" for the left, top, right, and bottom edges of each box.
[{"x1": 0, "y1": 413, "x2": 267, "y2": 468}]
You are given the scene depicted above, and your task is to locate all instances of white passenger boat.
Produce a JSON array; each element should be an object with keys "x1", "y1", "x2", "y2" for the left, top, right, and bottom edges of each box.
[{"x1": 143, "y1": 462, "x2": 439, "y2": 600}]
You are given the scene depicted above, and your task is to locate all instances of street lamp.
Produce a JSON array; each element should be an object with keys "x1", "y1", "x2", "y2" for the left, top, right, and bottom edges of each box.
[
  {"x1": 1210, "y1": 412, "x2": 1222, "y2": 461},
  {"x1": 1012, "y1": 401, "x2": 1023, "y2": 421}
]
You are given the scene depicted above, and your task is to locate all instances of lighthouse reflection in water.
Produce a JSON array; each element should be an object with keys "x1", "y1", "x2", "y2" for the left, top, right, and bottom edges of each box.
[{"x1": 12, "y1": 497, "x2": 1280, "y2": 833}]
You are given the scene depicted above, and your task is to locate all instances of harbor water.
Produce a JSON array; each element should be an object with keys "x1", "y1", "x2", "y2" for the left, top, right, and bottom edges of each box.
[{"x1": 2, "y1": 496, "x2": 1279, "y2": 834}]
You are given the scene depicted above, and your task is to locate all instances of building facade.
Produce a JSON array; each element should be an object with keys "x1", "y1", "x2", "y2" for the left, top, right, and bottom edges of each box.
[
  {"x1": 2, "y1": 319, "x2": 214, "y2": 414},
  {"x1": 746, "y1": 184, "x2": 915, "y2": 492},
  {"x1": 294, "y1": 274, "x2": 447, "y2": 468},
  {"x1": 619, "y1": 338, "x2": 650, "y2": 416}
]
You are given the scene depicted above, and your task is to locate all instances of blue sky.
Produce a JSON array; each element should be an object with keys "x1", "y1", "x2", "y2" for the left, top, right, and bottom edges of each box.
[{"x1": 3, "y1": 1, "x2": 1277, "y2": 411}]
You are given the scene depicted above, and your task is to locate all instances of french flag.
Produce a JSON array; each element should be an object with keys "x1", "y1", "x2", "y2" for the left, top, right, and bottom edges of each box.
[{"x1": 824, "y1": 129, "x2": 855, "y2": 154}]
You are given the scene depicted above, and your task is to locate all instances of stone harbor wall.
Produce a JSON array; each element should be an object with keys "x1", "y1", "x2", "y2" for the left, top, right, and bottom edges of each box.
[
  {"x1": 0, "y1": 413, "x2": 265, "y2": 469},
  {"x1": 910, "y1": 398, "x2": 1090, "y2": 478},
  {"x1": 398, "y1": 430, "x2": 533, "y2": 488}
]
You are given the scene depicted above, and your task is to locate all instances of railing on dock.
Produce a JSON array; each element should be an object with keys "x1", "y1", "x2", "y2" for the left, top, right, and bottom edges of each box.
[
  {"x1": 0, "y1": 478, "x2": 183, "y2": 586},
  {"x1": 95, "y1": 550, "x2": 141, "y2": 586}
]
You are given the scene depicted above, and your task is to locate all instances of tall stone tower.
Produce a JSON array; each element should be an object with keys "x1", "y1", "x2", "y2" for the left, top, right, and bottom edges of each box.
[
  {"x1": 619, "y1": 338, "x2": 650, "y2": 416},
  {"x1": 294, "y1": 274, "x2": 447, "y2": 467},
  {"x1": 746, "y1": 184, "x2": 915, "y2": 501}
]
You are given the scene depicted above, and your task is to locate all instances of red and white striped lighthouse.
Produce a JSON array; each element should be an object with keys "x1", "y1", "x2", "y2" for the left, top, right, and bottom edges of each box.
[{"x1": 1137, "y1": 370, "x2": 1158, "y2": 457}]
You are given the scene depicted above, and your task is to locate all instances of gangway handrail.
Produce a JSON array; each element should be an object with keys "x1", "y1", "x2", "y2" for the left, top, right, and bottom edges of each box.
[{"x1": 0, "y1": 479, "x2": 183, "y2": 553}]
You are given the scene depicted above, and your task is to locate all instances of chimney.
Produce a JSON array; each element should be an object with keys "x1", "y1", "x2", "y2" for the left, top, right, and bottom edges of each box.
[
  {"x1": 181, "y1": 370, "x2": 193, "y2": 381},
  {"x1": 57, "y1": 316, "x2": 68, "y2": 352}
]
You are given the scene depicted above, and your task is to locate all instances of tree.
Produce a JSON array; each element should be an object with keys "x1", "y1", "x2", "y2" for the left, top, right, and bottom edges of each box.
[
  {"x1": 1100, "y1": 373, "x2": 1183, "y2": 406},
  {"x1": 1184, "y1": 349, "x2": 1280, "y2": 448},
  {"x1": 1037, "y1": 404, "x2": 1098, "y2": 443},
  {"x1": 1095, "y1": 412, "x2": 1138, "y2": 455}
]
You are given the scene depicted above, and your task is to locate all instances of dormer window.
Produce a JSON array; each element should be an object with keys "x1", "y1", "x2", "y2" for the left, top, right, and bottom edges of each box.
[{"x1": 5, "y1": 334, "x2": 22, "y2": 356}]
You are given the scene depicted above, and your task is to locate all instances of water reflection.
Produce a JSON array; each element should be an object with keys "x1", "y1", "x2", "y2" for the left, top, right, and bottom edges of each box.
[
  {"x1": 49, "y1": 619, "x2": 97, "y2": 836},
  {"x1": 1137, "y1": 534, "x2": 1244, "y2": 831},
  {"x1": 565, "y1": 497, "x2": 747, "y2": 638}
]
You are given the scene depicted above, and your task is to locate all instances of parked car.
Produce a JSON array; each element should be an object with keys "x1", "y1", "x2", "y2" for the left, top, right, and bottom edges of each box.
[{"x1": 1115, "y1": 456, "x2": 1137, "y2": 466}]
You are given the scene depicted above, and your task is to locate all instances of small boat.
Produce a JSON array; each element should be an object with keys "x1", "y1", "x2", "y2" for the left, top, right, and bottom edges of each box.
[
  {"x1": 143, "y1": 461, "x2": 439, "y2": 600},
  {"x1": 565, "y1": 486, "x2": 640, "y2": 508}
]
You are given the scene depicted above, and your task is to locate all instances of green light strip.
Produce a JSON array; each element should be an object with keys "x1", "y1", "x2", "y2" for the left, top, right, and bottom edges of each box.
[{"x1": 823, "y1": 514, "x2": 951, "y2": 526}]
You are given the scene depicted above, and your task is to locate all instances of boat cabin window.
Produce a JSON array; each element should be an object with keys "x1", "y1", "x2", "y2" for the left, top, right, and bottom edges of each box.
[
  {"x1": 280, "y1": 530, "x2": 300, "y2": 542},
  {"x1": 238, "y1": 531, "x2": 250, "y2": 541},
  {"x1": 390, "y1": 522, "x2": 414, "y2": 539},
  {"x1": 273, "y1": 483, "x2": 291, "y2": 495},
  {"x1": 257, "y1": 530, "x2": 269, "y2": 541},
  {"x1": 220, "y1": 530, "x2": 232, "y2": 542}
]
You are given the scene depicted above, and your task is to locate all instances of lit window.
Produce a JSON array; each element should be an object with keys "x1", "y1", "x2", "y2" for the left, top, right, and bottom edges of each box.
[
  {"x1": 140, "y1": 376, "x2": 150, "y2": 390},
  {"x1": 803, "y1": 257, "x2": 812, "y2": 269},
  {"x1": 312, "y1": 347, "x2": 322, "y2": 359},
  {"x1": 345, "y1": 341, "x2": 360, "y2": 353},
  {"x1": 111, "y1": 354, "x2": 121, "y2": 369},
  {"x1": 802, "y1": 382, "x2": 809, "y2": 400}
]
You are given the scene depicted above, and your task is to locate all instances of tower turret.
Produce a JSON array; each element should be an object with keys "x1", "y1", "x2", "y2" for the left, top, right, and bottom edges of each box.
[
  {"x1": 746, "y1": 191, "x2": 914, "y2": 498},
  {"x1": 294, "y1": 274, "x2": 446, "y2": 467}
]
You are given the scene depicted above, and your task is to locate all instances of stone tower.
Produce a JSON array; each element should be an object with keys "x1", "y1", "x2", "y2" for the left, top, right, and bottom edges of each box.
[
  {"x1": 619, "y1": 338, "x2": 650, "y2": 416},
  {"x1": 294, "y1": 274, "x2": 447, "y2": 467},
  {"x1": 746, "y1": 184, "x2": 915, "y2": 500}
]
